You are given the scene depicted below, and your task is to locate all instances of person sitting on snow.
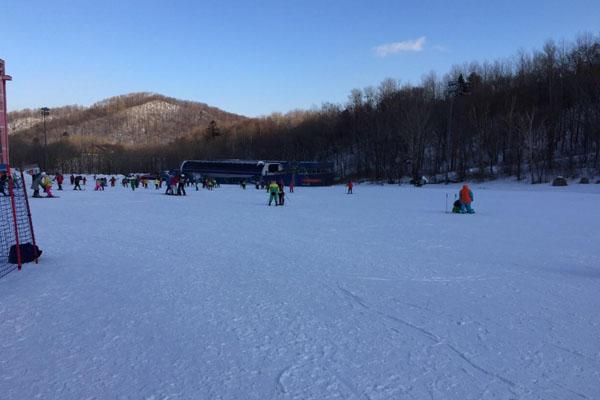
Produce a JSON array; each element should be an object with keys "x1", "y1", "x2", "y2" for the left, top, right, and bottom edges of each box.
[
  {"x1": 459, "y1": 184, "x2": 475, "y2": 214},
  {"x1": 452, "y1": 199, "x2": 462, "y2": 214}
]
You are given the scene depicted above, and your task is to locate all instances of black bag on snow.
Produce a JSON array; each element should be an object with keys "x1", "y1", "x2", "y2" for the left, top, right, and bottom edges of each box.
[{"x1": 8, "y1": 243, "x2": 42, "y2": 264}]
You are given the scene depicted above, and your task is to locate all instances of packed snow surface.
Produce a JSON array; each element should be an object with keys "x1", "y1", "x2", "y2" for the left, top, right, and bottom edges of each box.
[{"x1": 1, "y1": 181, "x2": 600, "y2": 399}]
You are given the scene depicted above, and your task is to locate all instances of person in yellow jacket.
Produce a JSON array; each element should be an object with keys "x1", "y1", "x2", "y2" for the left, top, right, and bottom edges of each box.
[
  {"x1": 268, "y1": 181, "x2": 279, "y2": 206},
  {"x1": 42, "y1": 173, "x2": 54, "y2": 198}
]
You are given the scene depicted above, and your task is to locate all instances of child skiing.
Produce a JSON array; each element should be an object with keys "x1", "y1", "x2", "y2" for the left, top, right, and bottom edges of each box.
[
  {"x1": 31, "y1": 172, "x2": 43, "y2": 197},
  {"x1": 73, "y1": 175, "x2": 83, "y2": 190},
  {"x1": 42, "y1": 173, "x2": 54, "y2": 197},
  {"x1": 177, "y1": 174, "x2": 187, "y2": 196},
  {"x1": 268, "y1": 181, "x2": 279, "y2": 206},
  {"x1": 55, "y1": 173, "x2": 64, "y2": 190},
  {"x1": 347, "y1": 181, "x2": 353, "y2": 194},
  {"x1": 277, "y1": 181, "x2": 285, "y2": 205}
]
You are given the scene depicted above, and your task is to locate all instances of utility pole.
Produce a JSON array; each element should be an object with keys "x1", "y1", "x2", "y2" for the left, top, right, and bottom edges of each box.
[
  {"x1": 0, "y1": 59, "x2": 12, "y2": 165},
  {"x1": 40, "y1": 107, "x2": 50, "y2": 171}
]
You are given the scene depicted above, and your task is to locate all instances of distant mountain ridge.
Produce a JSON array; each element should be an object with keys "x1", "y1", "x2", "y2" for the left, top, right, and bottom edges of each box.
[{"x1": 8, "y1": 92, "x2": 247, "y2": 146}]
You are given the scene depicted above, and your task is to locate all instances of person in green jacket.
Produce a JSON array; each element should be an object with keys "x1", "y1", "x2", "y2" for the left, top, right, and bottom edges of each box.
[{"x1": 268, "y1": 181, "x2": 279, "y2": 206}]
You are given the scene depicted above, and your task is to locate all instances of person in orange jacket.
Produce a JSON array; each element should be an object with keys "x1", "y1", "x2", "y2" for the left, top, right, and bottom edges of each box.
[
  {"x1": 347, "y1": 181, "x2": 353, "y2": 194},
  {"x1": 459, "y1": 184, "x2": 475, "y2": 214}
]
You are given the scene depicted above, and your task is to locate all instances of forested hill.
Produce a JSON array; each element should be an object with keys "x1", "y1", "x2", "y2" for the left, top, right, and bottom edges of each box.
[
  {"x1": 7, "y1": 35, "x2": 600, "y2": 181},
  {"x1": 8, "y1": 92, "x2": 247, "y2": 146}
]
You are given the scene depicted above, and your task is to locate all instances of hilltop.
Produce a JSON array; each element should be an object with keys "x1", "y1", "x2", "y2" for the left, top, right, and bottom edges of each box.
[{"x1": 8, "y1": 93, "x2": 247, "y2": 146}]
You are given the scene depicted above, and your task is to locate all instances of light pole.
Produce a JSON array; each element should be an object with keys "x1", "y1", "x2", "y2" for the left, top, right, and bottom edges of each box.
[
  {"x1": 40, "y1": 107, "x2": 50, "y2": 171},
  {"x1": 0, "y1": 59, "x2": 12, "y2": 165}
]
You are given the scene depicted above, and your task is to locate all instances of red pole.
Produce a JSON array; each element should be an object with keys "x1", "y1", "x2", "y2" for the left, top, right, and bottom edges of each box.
[
  {"x1": 0, "y1": 59, "x2": 12, "y2": 165},
  {"x1": 7, "y1": 167, "x2": 22, "y2": 270},
  {"x1": 20, "y1": 169, "x2": 38, "y2": 264}
]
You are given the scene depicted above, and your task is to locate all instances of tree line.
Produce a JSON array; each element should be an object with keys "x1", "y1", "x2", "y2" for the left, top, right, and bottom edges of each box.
[{"x1": 10, "y1": 34, "x2": 600, "y2": 183}]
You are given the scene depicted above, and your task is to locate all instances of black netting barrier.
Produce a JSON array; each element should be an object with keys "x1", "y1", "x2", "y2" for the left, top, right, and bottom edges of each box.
[{"x1": 1, "y1": 171, "x2": 35, "y2": 278}]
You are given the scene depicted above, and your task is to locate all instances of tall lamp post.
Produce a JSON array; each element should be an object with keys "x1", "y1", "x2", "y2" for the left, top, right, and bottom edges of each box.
[
  {"x1": 40, "y1": 107, "x2": 50, "y2": 171},
  {"x1": 0, "y1": 59, "x2": 12, "y2": 165}
]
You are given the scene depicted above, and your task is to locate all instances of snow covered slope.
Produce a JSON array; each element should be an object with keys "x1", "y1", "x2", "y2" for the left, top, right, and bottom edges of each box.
[{"x1": 1, "y1": 182, "x2": 599, "y2": 399}]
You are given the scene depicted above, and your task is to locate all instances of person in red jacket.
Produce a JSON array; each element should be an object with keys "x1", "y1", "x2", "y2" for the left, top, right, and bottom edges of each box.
[
  {"x1": 459, "y1": 184, "x2": 475, "y2": 214},
  {"x1": 55, "y1": 173, "x2": 64, "y2": 191},
  {"x1": 347, "y1": 181, "x2": 353, "y2": 194}
]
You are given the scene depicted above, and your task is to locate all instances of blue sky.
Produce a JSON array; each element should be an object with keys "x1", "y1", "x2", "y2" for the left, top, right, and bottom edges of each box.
[{"x1": 1, "y1": 0, "x2": 599, "y2": 116}]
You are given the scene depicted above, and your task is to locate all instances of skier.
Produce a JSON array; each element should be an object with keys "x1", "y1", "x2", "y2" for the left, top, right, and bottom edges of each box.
[
  {"x1": 0, "y1": 171, "x2": 7, "y2": 196},
  {"x1": 177, "y1": 174, "x2": 187, "y2": 196},
  {"x1": 55, "y1": 173, "x2": 64, "y2": 190},
  {"x1": 110, "y1": 176, "x2": 116, "y2": 187},
  {"x1": 42, "y1": 173, "x2": 54, "y2": 197},
  {"x1": 31, "y1": 172, "x2": 43, "y2": 197},
  {"x1": 459, "y1": 184, "x2": 475, "y2": 214},
  {"x1": 154, "y1": 178, "x2": 160, "y2": 190},
  {"x1": 289, "y1": 179, "x2": 295, "y2": 193},
  {"x1": 268, "y1": 181, "x2": 279, "y2": 206},
  {"x1": 83, "y1": 176, "x2": 87, "y2": 187},
  {"x1": 278, "y1": 181, "x2": 285, "y2": 205},
  {"x1": 69, "y1": 174, "x2": 75, "y2": 185},
  {"x1": 130, "y1": 177, "x2": 137, "y2": 191},
  {"x1": 73, "y1": 175, "x2": 83, "y2": 190},
  {"x1": 165, "y1": 175, "x2": 175, "y2": 195},
  {"x1": 278, "y1": 183, "x2": 285, "y2": 206},
  {"x1": 347, "y1": 181, "x2": 353, "y2": 194}
]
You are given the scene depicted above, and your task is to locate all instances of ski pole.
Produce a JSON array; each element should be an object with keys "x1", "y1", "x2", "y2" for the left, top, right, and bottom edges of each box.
[{"x1": 445, "y1": 193, "x2": 448, "y2": 214}]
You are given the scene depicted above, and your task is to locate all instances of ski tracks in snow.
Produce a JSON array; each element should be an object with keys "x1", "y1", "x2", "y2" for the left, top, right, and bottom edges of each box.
[{"x1": 332, "y1": 282, "x2": 528, "y2": 398}]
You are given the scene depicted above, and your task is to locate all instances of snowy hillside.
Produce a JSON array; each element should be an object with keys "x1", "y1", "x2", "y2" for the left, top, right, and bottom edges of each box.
[{"x1": 1, "y1": 182, "x2": 599, "y2": 399}]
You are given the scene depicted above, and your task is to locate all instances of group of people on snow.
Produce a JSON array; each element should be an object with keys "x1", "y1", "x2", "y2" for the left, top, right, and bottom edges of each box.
[
  {"x1": 165, "y1": 174, "x2": 188, "y2": 196},
  {"x1": 31, "y1": 172, "x2": 54, "y2": 198},
  {"x1": 24, "y1": 169, "x2": 476, "y2": 215}
]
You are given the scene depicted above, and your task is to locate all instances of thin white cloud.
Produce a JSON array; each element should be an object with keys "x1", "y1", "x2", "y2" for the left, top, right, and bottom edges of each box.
[{"x1": 375, "y1": 36, "x2": 426, "y2": 57}]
